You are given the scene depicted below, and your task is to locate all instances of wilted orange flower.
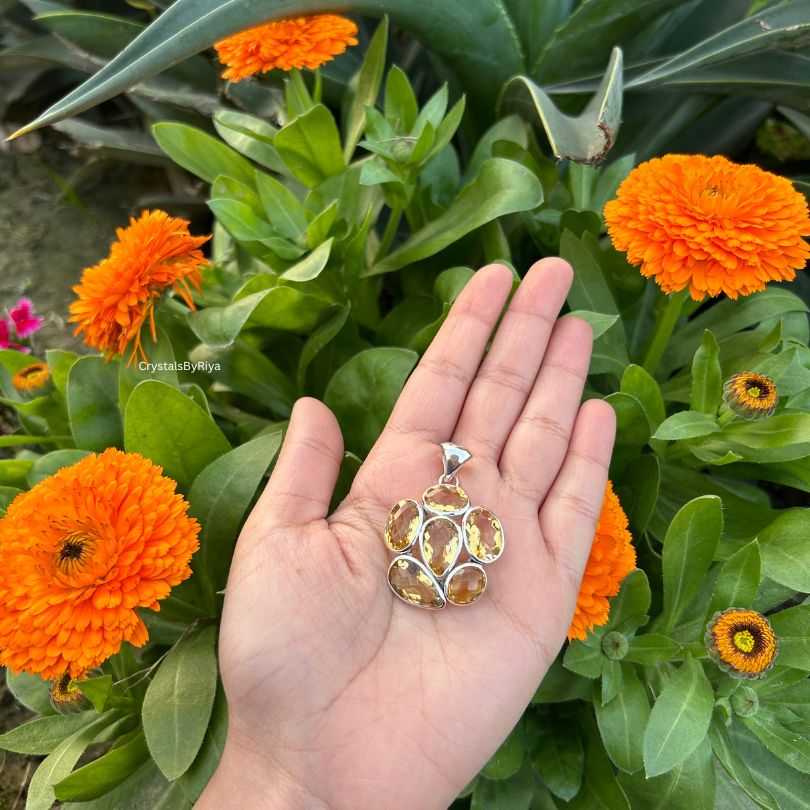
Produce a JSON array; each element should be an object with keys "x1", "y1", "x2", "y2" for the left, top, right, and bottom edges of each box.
[
  {"x1": 69, "y1": 210, "x2": 209, "y2": 364},
  {"x1": 605, "y1": 154, "x2": 810, "y2": 300},
  {"x1": 0, "y1": 449, "x2": 199, "y2": 679},
  {"x1": 568, "y1": 480, "x2": 636, "y2": 641},
  {"x1": 12, "y1": 362, "x2": 50, "y2": 395},
  {"x1": 215, "y1": 15, "x2": 359, "y2": 81},
  {"x1": 706, "y1": 608, "x2": 778, "y2": 678},
  {"x1": 49, "y1": 671, "x2": 84, "y2": 709},
  {"x1": 723, "y1": 371, "x2": 778, "y2": 419}
]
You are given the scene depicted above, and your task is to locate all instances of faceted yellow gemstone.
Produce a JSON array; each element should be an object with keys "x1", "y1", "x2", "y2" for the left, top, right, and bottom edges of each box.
[
  {"x1": 423, "y1": 484, "x2": 469, "y2": 515},
  {"x1": 445, "y1": 563, "x2": 487, "y2": 605},
  {"x1": 384, "y1": 499, "x2": 422, "y2": 552},
  {"x1": 388, "y1": 557, "x2": 445, "y2": 609},
  {"x1": 420, "y1": 517, "x2": 462, "y2": 577},
  {"x1": 464, "y1": 507, "x2": 504, "y2": 563}
]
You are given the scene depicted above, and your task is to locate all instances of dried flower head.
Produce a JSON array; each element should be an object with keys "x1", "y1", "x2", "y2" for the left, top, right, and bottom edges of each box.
[
  {"x1": 568, "y1": 481, "x2": 636, "y2": 641},
  {"x1": 69, "y1": 210, "x2": 209, "y2": 364},
  {"x1": 49, "y1": 671, "x2": 85, "y2": 711},
  {"x1": 0, "y1": 448, "x2": 200, "y2": 679},
  {"x1": 723, "y1": 372, "x2": 778, "y2": 419},
  {"x1": 215, "y1": 15, "x2": 359, "y2": 81},
  {"x1": 12, "y1": 362, "x2": 50, "y2": 396},
  {"x1": 605, "y1": 154, "x2": 810, "y2": 300},
  {"x1": 706, "y1": 608, "x2": 778, "y2": 679}
]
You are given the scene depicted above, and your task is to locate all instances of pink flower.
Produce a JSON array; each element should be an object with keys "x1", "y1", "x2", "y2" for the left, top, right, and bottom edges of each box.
[
  {"x1": 0, "y1": 318, "x2": 27, "y2": 352},
  {"x1": 9, "y1": 299, "x2": 44, "y2": 339}
]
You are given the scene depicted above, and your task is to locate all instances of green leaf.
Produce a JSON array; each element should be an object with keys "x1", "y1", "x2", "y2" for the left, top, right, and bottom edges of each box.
[
  {"x1": 757, "y1": 510, "x2": 810, "y2": 593},
  {"x1": 709, "y1": 717, "x2": 780, "y2": 810},
  {"x1": 5, "y1": 670, "x2": 55, "y2": 716},
  {"x1": 26, "y1": 713, "x2": 118, "y2": 810},
  {"x1": 703, "y1": 414, "x2": 810, "y2": 464},
  {"x1": 770, "y1": 606, "x2": 810, "y2": 672},
  {"x1": 0, "y1": 459, "x2": 33, "y2": 489},
  {"x1": 0, "y1": 713, "x2": 97, "y2": 755},
  {"x1": 280, "y1": 238, "x2": 334, "y2": 282},
  {"x1": 567, "y1": 311, "x2": 619, "y2": 339},
  {"x1": 742, "y1": 711, "x2": 810, "y2": 774},
  {"x1": 0, "y1": 434, "x2": 65, "y2": 448},
  {"x1": 653, "y1": 411, "x2": 719, "y2": 441},
  {"x1": 324, "y1": 348, "x2": 417, "y2": 456},
  {"x1": 615, "y1": 454, "x2": 659, "y2": 535},
  {"x1": 502, "y1": 48, "x2": 622, "y2": 164},
  {"x1": 690, "y1": 330, "x2": 722, "y2": 415},
  {"x1": 153, "y1": 123, "x2": 256, "y2": 189},
  {"x1": 213, "y1": 110, "x2": 285, "y2": 174},
  {"x1": 532, "y1": 655, "x2": 592, "y2": 704},
  {"x1": 297, "y1": 304, "x2": 351, "y2": 390},
  {"x1": 79, "y1": 674, "x2": 113, "y2": 713},
  {"x1": 187, "y1": 432, "x2": 282, "y2": 602},
  {"x1": 0, "y1": 486, "x2": 23, "y2": 514},
  {"x1": 67, "y1": 355, "x2": 123, "y2": 452},
  {"x1": 604, "y1": 569, "x2": 651, "y2": 636},
  {"x1": 54, "y1": 730, "x2": 150, "y2": 801},
  {"x1": 255, "y1": 172, "x2": 307, "y2": 240},
  {"x1": 527, "y1": 712, "x2": 584, "y2": 800},
  {"x1": 563, "y1": 639, "x2": 604, "y2": 679},
  {"x1": 594, "y1": 664, "x2": 650, "y2": 772},
  {"x1": 368, "y1": 158, "x2": 543, "y2": 276},
  {"x1": 275, "y1": 104, "x2": 345, "y2": 187},
  {"x1": 27, "y1": 449, "x2": 90, "y2": 487},
  {"x1": 481, "y1": 719, "x2": 525, "y2": 780},
  {"x1": 621, "y1": 364, "x2": 665, "y2": 431},
  {"x1": 731, "y1": 723, "x2": 810, "y2": 810},
  {"x1": 620, "y1": 736, "x2": 715, "y2": 810},
  {"x1": 661, "y1": 495, "x2": 723, "y2": 632},
  {"x1": 624, "y1": 634, "x2": 682, "y2": 665},
  {"x1": 118, "y1": 327, "x2": 179, "y2": 411},
  {"x1": 642, "y1": 656, "x2": 714, "y2": 778},
  {"x1": 142, "y1": 626, "x2": 218, "y2": 780},
  {"x1": 45, "y1": 349, "x2": 78, "y2": 396},
  {"x1": 124, "y1": 380, "x2": 231, "y2": 491},
  {"x1": 470, "y1": 760, "x2": 536, "y2": 810},
  {"x1": 708, "y1": 541, "x2": 760, "y2": 616},
  {"x1": 384, "y1": 65, "x2": 419, "y2": 132},
  {"x1": 343, "y1": 18, "x2": 388, "y2": 161}
]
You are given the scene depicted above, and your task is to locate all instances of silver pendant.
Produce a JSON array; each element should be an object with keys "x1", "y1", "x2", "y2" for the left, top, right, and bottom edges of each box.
[{"x1": 383, "y1": 443, "x2": 504, "y2": 609}]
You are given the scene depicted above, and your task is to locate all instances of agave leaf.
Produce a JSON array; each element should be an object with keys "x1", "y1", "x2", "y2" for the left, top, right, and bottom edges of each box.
[
  {"x1": 10, "y1": 0, "x2": 524, "y2": 138},
  {"x1": 500, "y1": 47, "x2": 622, "y2": 164}
]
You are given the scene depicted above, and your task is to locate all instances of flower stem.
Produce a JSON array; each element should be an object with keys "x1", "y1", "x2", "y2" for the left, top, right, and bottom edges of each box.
[
  {"x1": 717, "y1": 409, "x2": 736, "y2": 428},
  {"x1": 642, "y1": 288, "x2": 690, "y2": 376},
  {"x1": 374, "y1": 206, "x2": 403, "y2": 262}
]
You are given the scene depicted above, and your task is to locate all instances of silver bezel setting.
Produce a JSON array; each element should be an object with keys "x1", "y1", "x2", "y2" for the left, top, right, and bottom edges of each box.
[
  {"x1": 419, "y1": 515, "x2": 463, "y2": 579},
  {"x1": 444, "y1": 562, "x2": 487, "y2": 606},
  {"x1": 387, "y1": 555, "x2": 446, "y2": 609},
  {"x1": 462, "y1": 505, "x2": 505, "y2": 564},
  {"x1": 383, "y1": 498, "x2": 424, "y2": 553},
  {"x1": 422, "y1": 483, "x2": 470, "y2": 517}
]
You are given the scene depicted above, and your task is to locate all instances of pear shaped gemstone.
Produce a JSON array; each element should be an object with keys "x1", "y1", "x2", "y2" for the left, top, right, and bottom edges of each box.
[
  {"x1": 384, "y1": 499, "x2": 422, "y2": 552},
  {"x1": 420, "y1": 516, "x2": 462, "y2": 578},
  {"x1": 388, "y1": 557, "x2": 445, "y2": 609},
  {"x1": 423, "y1": 484, "x2": 469, "y2": 516},
  {"x1": 464, "y1": 507, "x2": 504, "y2": 563},
  {"x1": 445, "y1": 563, "x2": 487, "y2": 605}
]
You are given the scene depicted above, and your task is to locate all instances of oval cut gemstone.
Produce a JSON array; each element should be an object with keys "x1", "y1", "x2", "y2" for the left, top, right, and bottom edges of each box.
[
  {"x1": 388, "y1": 557, "x2": 445, "y2": 609},
  {"x1": 420, "y1": 517, "x2": 462, "y2": 578},
  {"x1": 423, "y1": 484, "x2": 469, "y2": 515},
  {"x1": 384, "y1": 499, "x2": 422, "y2": 552},
  {"x1": 464, "y1": 507, "x2": 504, "y2": 563},
  {"x1": 445, "y1": 564, "x2": 487, "y2": 605}
]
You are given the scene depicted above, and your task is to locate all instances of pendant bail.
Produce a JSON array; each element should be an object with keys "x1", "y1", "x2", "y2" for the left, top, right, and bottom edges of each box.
[{"x1": 440, "y1": 443, "x2": 472, "y2": 480}]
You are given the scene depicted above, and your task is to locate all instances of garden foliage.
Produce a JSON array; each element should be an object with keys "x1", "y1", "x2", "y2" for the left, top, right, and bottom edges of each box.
[{"x1": 1, "y1": 2, "x2": 810, "y2": 809}]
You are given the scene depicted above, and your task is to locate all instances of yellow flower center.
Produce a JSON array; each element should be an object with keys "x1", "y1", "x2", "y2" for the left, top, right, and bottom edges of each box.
[
  {"x1": 746, "y1": 386, "x2": 762, "y2": 399},
  {"x1": 733, "y1": 629, "x2": 756, "y2": 653}
]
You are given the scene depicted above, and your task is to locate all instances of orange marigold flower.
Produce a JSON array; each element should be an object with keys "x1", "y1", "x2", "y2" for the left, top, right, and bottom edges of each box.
[
  {"x1": 69, "y1": 210, "x2": 209, "y2": 365},
  {"x1": 706, "y1": 608, "x2": 778, "y2": 679},
  {"x1": 0, "y1": 449, "x2": 199, "y2": 679},
  {"x1": 604, "y1": 154, "x2": 810, "y2": 300},
  {"x1": 723, "y1": 371, "x2": 778, "y2": 419},
  {"x1": 567, "y1": 480, "x2": 636, "y2": 641},
  {"x1": 214, "y1": 15, "x2": 359, "y2": 81},
  {"x1": 12, "y1": 362, "x2": 51, "y2": 395}
]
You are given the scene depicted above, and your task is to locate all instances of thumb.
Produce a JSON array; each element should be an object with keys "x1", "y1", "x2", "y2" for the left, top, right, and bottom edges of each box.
[{"x1": 255, "y1": 397, "x2": 344, "y2": 526}]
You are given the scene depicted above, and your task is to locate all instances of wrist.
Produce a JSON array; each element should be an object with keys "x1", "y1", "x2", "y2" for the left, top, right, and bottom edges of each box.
[{"x1": 197, "y1": 735, "x2": 331, "y2": 810}]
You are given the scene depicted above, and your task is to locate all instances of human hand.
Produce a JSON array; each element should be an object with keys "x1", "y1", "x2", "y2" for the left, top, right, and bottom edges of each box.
[{"x1": 198, "y1": 260, "x2": 616, "y2": 810}]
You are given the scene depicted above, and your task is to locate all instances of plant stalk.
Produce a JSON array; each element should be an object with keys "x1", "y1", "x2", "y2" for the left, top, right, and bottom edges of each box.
[
  {"x1": 375, "y1": 206, "x2": 403, "y2": 262},
  {"x1": 642, "y1": 288, "x2": 690, "y2": 376}
]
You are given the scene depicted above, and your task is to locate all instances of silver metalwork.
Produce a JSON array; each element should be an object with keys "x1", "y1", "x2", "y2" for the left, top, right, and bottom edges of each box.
[{"x1": 382, "y1": 443, "x2": 503, "y2": 609}]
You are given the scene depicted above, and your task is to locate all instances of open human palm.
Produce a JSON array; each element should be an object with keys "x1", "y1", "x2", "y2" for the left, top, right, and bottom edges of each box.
[{"x1": 200, "y1": 260, "x2": 616, "y2": 810}]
